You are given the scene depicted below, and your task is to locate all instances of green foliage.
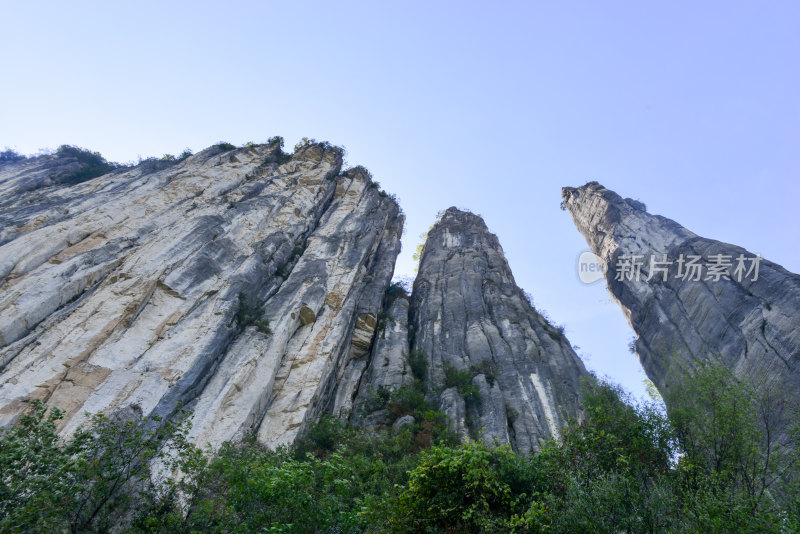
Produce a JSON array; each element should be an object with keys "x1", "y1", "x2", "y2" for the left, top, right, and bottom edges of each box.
[
  {"x1": 2, "y1": 359, "x2": 798, "y2": 532},
  {"x1": 383, "y1": 281, "x2": 409, "y2": 307},
  {"x1": 215, "y1": 141, "x2": 237, "y2": 151},
  {"x1": 359, "y1": 385, "x2": 393, "y2": 414},
  {"x1": 55, "y1": 144, "x2": 120, "y2": 185},
  {"x1": 231, "y1": 292, "x2": 271, "y2": 335},
  {"x1": 385, "y1": 440, "x2": 546, "y2": 533},
  {"x1": 170, "y1": 439, "x2": 371, "y2": 533},
  {"x1": 293, "y1": 137, "x2": 345, "y2": 157},
  {"x1": 471, "y1": 359, "x2": 498, "y2": 388},
  {"x1": 444, "y1": 365, "x2": 481, "y2": 412},
  {"x1": 412, "y1": 212, "x2": 446, "y2": 273},
  {"x1": 377, "y1": 281, "x2": 409, "y2": 335},
  {"x1": 348, "y1": 164, "x2": 373, "y2": 180},
  {"x1": 0, "y1": 148, "x2": 26, "y2": 163},
  {"x1": 522, "y1": 290, "x2": 535, "y2": 308},
  {"x1": 274, "y1": 150, "x2": 292, "y2": 165},
  {"x1": 0, "y1": 400, "x2": 191, "y2": 533},
  {"x1": 407, "y1": 349, "x2": 428, "y2": 382},
  {"x1": 665, "y1": 359, "x2": 798, "y2": 521},
  {"x1": 267, "y1": 135, "x2": 285, "y2": 147}
]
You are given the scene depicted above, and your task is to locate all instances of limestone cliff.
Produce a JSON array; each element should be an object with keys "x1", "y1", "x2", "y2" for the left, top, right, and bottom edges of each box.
[
  {"x1": 562, "y1": 182, "x2": 800, "y2": 431},
  {"x1": 0, "y1": 139, "x2": 591, "y2": 453},
  {"x1": 0, "y1": 140, "x2": 402, "y2": 449},
  {"x1": 408, "y1": 208, "x2": 589, "y2": 453}
]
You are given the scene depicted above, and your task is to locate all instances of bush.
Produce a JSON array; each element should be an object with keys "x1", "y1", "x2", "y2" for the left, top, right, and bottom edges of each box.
[
  {"x1": 408, "y1": 349, "x2": 428, "y2": 382},
  {"x1": 0, "y1": 400, "x2": 191, "y2": 533},
  {"x1": 443, "y1": 364, "x2": 481, "y2": 406},
  {"x1": 382, "y1": 281, "x2": 409, "y2": 313},
  {"x1": 293, "y1": 137, "x2": 345, "y2": 157},
  {"x1": 2, "y1": 360, "x2": 797, "y2": 532},
  {"x1": 265, "y1": 136, "x2": 292, "y2": 164},
  {"x1": 471, "y1": 359, "x2": 498, "y2": 388},
  {"x1": 215, "y1": 141, "x2": 237, "y2": 151},
  {"x1": 0, "y1": 148, "x2": 25, "y2": 163},
  {"x1": 267, "y1": 135, "x2": 285, "y2": 147},
  {"x1": 385, "y1": 440, "x2": 546, "y2": 533},
  {"x1": 230, "y1": 292, "x2": 271, "y2": 335},
  {"x1": 55, "y1": 145, "x2": 120, "y2": 185}
]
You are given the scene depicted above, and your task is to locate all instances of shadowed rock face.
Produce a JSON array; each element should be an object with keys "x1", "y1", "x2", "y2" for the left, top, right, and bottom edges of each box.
[
  {"x1": 562, "y1": 182, "x2": 800, "y2": 430},
  {"x1": 409, "y1": 208, "x2": 589, "y2": 453},
  {"x1": 0, "y1": 141, "x2": 403, "y2": 449}
]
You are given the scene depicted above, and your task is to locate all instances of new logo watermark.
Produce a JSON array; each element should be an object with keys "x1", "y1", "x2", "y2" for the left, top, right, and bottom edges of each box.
[
  {"x1": 577, "y1": 251, "x2": 606, "y2": 284},
  {"x1": 576, "y1": 250, "x2": 762, "y2": 285}
]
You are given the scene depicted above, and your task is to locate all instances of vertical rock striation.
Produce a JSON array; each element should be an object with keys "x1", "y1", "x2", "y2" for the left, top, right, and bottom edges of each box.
[
  {"x1": 0, "y1": 140, "x2": 596, "y2": 455},
  {"x1": 0, "y1": 141, "x2": 403, "y2": 450},
  {"x1": 409, "y1": 208, "x2": 589, "y2": 453},
  {"x1": 562, "y1": 182, "x2": 800, "y2": 432}
]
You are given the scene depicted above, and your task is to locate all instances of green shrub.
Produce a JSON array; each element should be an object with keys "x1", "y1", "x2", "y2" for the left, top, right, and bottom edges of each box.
[
  {"x1": 293, "y1": 137, "x2": 345, "y2": 157},
  {"x1": 0, "y1": 148, "x2": 25, "y2": 163},
  {"x1": 230, "y1": 292, "x2": 271, "y2": 335},
  {"x1": 2, "y1": 360, "x2": 797, "y2": 533},
  {"x1": 408, "y1": 349, "x2": 428, "y2": 382},
  {"x1": 443, "y1": 364, "x2": 480, "y2": 405},
  {"x1": 385, "y1": 440, "x2": 545, "y2": 533},
  {"x1": 471, "y1": 359, "x2": 498, "y2": 387},
  {"x1": 0, "y1": 400, "x2": 191, "y2": 533},
  {"x1": 266, "y1": 136, "x2": 292, "y2": 164},
  {"x1": 55, "y1": 145, "x2": 120, "y2": 185},
  {"x1": 267, "y1": 135, "x2": 285, "y2": 147},
  {"x1": 215, "y1": 141, "x2": 237, "y2": 151}
]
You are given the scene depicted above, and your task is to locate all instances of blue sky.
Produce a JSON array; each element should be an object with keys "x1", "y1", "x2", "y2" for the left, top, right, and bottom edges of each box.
[{"x1": 2, "y1": 1, "x2": 798, "y2": 401}]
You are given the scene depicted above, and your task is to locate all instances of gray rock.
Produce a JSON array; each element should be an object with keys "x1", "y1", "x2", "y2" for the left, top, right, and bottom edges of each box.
[
  {"x1": 409, "y1": 208, "x2": 589, "y2": 453},
  {"x1": 0, "y1": 141, "x2": 404, "y2": 452},
  {"x1": 349, "y1": 297, "x2": 414, "y2": 423},
  {"x1": 562, "y1": 182, "x2": 800, "y2": 443},
  {"x1": 392, "y1": 414, "x2": 415, "y2": 435}
]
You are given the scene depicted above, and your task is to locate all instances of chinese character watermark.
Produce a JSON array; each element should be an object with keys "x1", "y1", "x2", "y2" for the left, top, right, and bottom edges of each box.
[{"x1": 611, "y1": 253, "x2": 761, "y2": 283}]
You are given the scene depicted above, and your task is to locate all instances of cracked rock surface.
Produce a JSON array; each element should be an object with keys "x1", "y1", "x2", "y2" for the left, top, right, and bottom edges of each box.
[
  {"x1": 0, "y1": 141, "x2": 402, "y2": 449},
  {"x1": 408, "y1": 208, "x2": 589, "y2": 453},
  {"x1": 0, "y1": 142, "x2": 593, "y2": 454}
]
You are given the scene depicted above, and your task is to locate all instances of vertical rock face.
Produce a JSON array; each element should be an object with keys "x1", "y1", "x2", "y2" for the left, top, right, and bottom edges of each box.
[
  {"x1": 562, "y1": 182, "x2": 800, "y2": 425},
  {"x1": 0, "y1": 141, "x2": 403, "y2": 449},
  {"x1": 347, "y1": 297, "x2": 413, "y2": 425},
  {"x1": 409, "y1": 208, "x2": 589, "y2": 453},
  {"x1": 0, "y1": 140, "x2": 597, "y2": 454}
]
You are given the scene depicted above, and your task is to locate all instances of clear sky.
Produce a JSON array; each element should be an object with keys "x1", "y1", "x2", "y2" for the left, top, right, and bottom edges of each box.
[{"x1": 2, "y1": 1, "x2": 798, "y2": 401}]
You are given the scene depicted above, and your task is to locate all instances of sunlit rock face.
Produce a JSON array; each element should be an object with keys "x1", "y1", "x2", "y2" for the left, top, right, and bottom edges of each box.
[
  {"x1": 408, "y1": 208, "x2": 589, "y2": 453},
  {"x1": 0, "y1": 139, "x2": 594, "y2": 454},
  {"x1": 563, "y1": 182, "x2": 800, "y2": 435},
  {"x1": 0, "y1": 140, "x2": 402, "y2": 450}
]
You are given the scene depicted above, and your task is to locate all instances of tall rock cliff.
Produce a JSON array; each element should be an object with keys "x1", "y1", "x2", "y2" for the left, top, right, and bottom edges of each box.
[
  {"x1": 562, "y1": 182, "x2": 800, "y2": 431},
  {"x1": 0, "y1": 140, "x2": 402, "y2": 449},
  {"x1": 0, "y1": 139, "x2": 591, "y2": 453},
  {"x1": 408, "y1": 208, "x2": 589, "y2": 453}
]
